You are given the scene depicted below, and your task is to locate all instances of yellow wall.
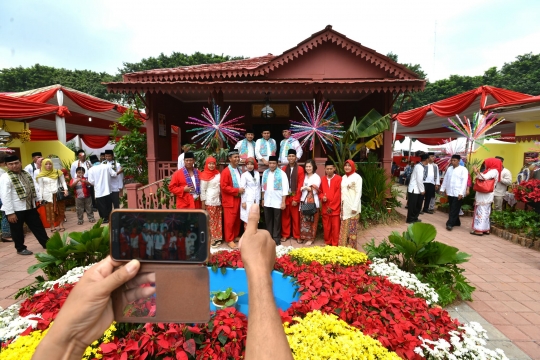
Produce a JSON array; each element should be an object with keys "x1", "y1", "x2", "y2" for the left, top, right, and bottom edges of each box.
[
  {"x1": 22, "y1": 141, "x2": 75, "y2": 167},
  {"x1": 471, "y1": 142, "x2": 537, "y2": 182},
  {"x1": 516, "y1": 122, "x2": 540, "y2": 136},
  {"x1": 1, "y1": 120, "x2": 76, "y2": 167}
]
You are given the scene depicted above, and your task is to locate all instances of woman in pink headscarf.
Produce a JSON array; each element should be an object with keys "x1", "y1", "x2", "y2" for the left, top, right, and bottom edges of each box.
[{"x1": 471, "y1": 158, "x2": 502, "y2": 236}]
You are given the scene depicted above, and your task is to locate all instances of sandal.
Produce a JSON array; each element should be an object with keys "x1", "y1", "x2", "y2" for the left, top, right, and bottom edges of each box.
[
  {"x1": 470, "y1": 231, "x2": 483, "y2": 236},
  {"x1": 305, "y1": 241, "x2": 313, "y2": 246},
  {"x1": 211, "y1": 240, "x2": 223, "y2": 248},
  {"x1": 280, "y1": 237, "x2": 288, "y2": 243},
  {"x1": 51, "y1": 229, "x2": 58, "y2": 233},
  {"x1": 296, "y1": 238, "x2": 304, "y2": 244},
  {"x1": 77, "y1": 220, "x2": 83, "y2": 225},
  {"x1": 59, "y1": 228, "x2": 66, "y2": 232},
  {"x1": 484, "y1": 231, "x2": 490, "y2": 235},
  {"x1": 227, "y1": 242, "x2": 237, "y2": 249},
  {"x1": 89, "y1": 219, "x2": 96, "y2": 223}
]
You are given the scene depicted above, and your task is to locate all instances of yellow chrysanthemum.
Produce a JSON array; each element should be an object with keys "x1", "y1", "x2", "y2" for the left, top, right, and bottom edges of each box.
[
  {"x1": 82, "y1": 322, "x2": 117, "y2": 360},
  {"x1": 0, "y1": 327, "x2": 49, "y2": 360},
  {"x1": 284, "y1": 310, "x2": 400, "y2": 360},
  {"x1": 289, "y1": 246, "x2": 368, "y2": 266}
]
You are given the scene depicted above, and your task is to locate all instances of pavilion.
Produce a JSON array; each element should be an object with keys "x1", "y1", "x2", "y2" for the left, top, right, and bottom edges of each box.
[{"x1": 106, "y1": 25, "x2": 426, "y2": 183}]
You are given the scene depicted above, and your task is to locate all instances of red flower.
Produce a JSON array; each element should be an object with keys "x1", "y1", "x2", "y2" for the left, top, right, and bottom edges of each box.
[{"x1": 513, "y1": 179, "x2": 540, "y2": 203}]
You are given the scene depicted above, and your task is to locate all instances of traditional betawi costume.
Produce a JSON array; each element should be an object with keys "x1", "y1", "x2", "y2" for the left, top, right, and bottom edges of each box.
[
  {"x1": 262, "y1": 155, "x2": 289, "y2": 245},
  {"x1": 319, "y1": 160, "x2": 342, "y2": 246},
  {"x1": 220, "y1": 150, "x2": 243, "y2": 248},
  {"x1": 339, "y1": 160, "x2": 362, "y2": 248},
  {"x1": 234, "y1": 130, "x2": 256, "y2": 162},
  {"x1": 168, "y1": 152, "x2": 201, "y2": 209},
  {"x1": 471, "y1": 158, "x2": 501, "y2": 235},
  {"x1": 255, "y1": 131, "x2": 277, "y2": 163},
  {"x1": 239, "y1": 157, "x2": 260, "y2": 226},
  {"x1": 281, "y1": 149, "x2": 305, "y2": 242},
  {"x1": 200, "y1": 156, "x2": 223, "y2": 247},
  {"x1": 278, "y1": 129, "x2": 303, "y2": 164},
  {"x1": 299, "y1": 160, "x2": 321, "y2": 245}
]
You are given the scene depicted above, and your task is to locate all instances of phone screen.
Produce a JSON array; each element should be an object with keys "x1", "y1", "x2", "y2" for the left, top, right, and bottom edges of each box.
[{"x1": 110, "y1": 209, "x2": 209, "y2": 263}]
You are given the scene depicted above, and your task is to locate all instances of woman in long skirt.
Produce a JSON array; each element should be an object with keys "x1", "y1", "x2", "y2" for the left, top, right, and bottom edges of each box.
[
  {"x1": 200, "y1": 156, "x2": 223, "y2": 247},
  {"x1": 36, "y1": 159, "x2": 68, "y2": 232},
  {"x1": 300, "y1": 159, "x2": 321, "y2": 246},
  {"x1": 339, "y1": 160, "x2": 362, "y2": 248},
  {"x1": 471, "y1": 158, "x2": 501, "y2": 236},
  {"x1": 240, "y1": 157, "x2": 260, "y2": 228}
]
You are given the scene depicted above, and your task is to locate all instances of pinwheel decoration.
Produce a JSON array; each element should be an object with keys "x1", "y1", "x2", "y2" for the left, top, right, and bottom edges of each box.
[
  {"x1": 125, "y1": 213, "x2": 146, "y2": 225},
  {"x1": 447, "y1": 111, "x2": 505, "y2": 161},
  {"x1": 434, "y1": 139, "x2": 466, "y2": 171},
  {"x1": 164, "y1": 213, "x2": 184, "y2": 227},
  {"x1": 186, "y1": 102, "x2": 245, "y2": 147},
  {"x1": 290, "y1": 99, "x2": 344, "y2": 155}
]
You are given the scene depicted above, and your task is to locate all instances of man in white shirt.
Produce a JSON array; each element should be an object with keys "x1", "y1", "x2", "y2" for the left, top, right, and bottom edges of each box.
[
  {"x1": 24, "y1": 152, "x2": 42, "y2": 181},
  {"x1": 0, "y1": 155, "x2": 49, "y2": 255},
  {"x1": 261, "y1": 156, "x2": 289, "y2": 245},
  {"x1": 421, "y1": 152, "x2": 440, "y2": 214},
  {"x1": 493, "y1": 156, "x2": 512, "y2": 211},
  {"x1": 440, "y1": 155, "x2": 469, "y2": 231},
  {"x1": 234, "y1": 130, "x2": 256, "y2": 163},
  {"x1": 87, "y1": 155, "x2": 117, "y2": 223},
  {"x1": 154, "y1": 232, "x2": 166, "y2": 260},
  {"x1": 278, "y1": 129, "x2": 303, "y2": 164},
  {"x1": 177, "y1": 143, "x2": 191, "y2": 170},
  {"x1": 255, "y1": 129, "x2": 277, "y2": 165},
  {"x1": 103, "y1": 150, "x2": 124, "y2": 209},
  {"x1": 406, "y1": 154, "x2": 428, "y2": 224}
]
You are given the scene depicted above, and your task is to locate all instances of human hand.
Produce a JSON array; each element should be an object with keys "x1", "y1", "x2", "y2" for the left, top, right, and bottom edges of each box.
[
  {"x1": 292, "y1": 201, "x2": 298, "y2": 207},
  {"x1": 184, "y1": 186, "x2": 194, "y2": 193},
  {"x1": 64, "y1": 190, "x2": 69, "y2": 196},
  {"x1": 7, "y1": 214, "x2": 17, "y2": 223},
  {"x1": 351, "y1": 210, "x2": 357, "y2": 215},
  {"x1": 37, "y1": 257, "x2": 155, "y2": 358},
  {"x1": 201, "y1": 203, "x2": 206, "y2": 210},
  {"x1": 239, "y1": 187, "x2": 245, "y2": 194},
  {"x1": 239, "y1": 204, "x2": 276, "y2": 276},
  {"x1": 323, "y1": 195, "x2": 327, "y2": 202},
  {"x1": 262, "y1": 159, "x2": 269, "y2": 166},
  {"x1": 280, "y1": 201, "x2": 286, "y2": 210},
  {"x1": 242, "y1": 203, "x2": 247, "y2": 210},
  {"x1": 458, "y1": 195, "x2": 463, "y2": 200},
  {"x1": 261, "y1": 200, "x2": 264, "y2": 207},
  {"x1": 421, "y1": 191, "x2": 425, "y2": 195},
  {"x1": 326, "y1": 207, "x2": 332, "y2": 215}
]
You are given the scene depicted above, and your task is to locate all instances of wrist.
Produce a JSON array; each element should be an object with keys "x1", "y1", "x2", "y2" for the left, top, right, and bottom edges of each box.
[{"x1": 36, "y1": 325, "x2": 87, "y2": 360}]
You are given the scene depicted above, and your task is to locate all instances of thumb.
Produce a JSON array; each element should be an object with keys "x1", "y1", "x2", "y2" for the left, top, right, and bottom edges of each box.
[
  {"x1": 100, "y1": 259, "x2": 140, "y2": 295},
  {"x1": 244, "y1": 203, "x2": 260, "y2": 236}
]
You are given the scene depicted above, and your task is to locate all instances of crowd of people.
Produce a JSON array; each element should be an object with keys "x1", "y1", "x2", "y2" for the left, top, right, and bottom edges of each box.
[
  {"x1": 403, "y1": 151, "x2": 534, "y2": 237},
  {"x1": 0, "y1": 149, "x2": 124, "y2": 255},
  {"x1": 170, "y1": 128, "x2": 363, "y2": 250}
]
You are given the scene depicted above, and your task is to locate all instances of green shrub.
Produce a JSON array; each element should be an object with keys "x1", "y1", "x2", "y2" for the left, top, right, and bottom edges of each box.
[
  {"x1": 363, "y1": 222, "x2": 475, "y2": 307},
  {"x1": 28, "y1": 220, "x2": 110, "y2": 280},
  {"x1": 491, "y1": 209, "x2": 540, "y2": 234}
]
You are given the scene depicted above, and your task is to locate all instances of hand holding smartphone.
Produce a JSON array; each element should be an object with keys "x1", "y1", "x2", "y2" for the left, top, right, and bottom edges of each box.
[{"x1": 110, "y1": 209, "x2": 210, "y2": 323}]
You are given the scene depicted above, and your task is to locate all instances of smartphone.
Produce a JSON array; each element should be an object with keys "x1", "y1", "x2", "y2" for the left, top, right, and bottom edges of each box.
[{"x1": 110, "y1": 209, "x2": 210, "y2": 263}]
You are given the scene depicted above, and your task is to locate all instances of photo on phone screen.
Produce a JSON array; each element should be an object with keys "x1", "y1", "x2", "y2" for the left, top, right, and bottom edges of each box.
[{"x1": 110, "y1": 210, "x2": 209, "y2": 263}]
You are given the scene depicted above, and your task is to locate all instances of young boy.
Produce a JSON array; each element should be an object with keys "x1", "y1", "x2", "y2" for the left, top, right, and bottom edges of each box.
[{"x1": 70, "y1": 167, "x2": 96, "y2": 225}]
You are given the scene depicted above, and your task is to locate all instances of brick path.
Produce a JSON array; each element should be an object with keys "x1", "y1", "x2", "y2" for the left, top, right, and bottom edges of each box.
[{"x1": 1, "y1": 203, "x2": 539, "y2": 358}]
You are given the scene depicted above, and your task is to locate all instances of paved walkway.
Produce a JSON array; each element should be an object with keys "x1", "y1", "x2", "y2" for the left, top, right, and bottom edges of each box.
[{"x1": 1, "y1": 201, "x2": 539, "y2": 358}]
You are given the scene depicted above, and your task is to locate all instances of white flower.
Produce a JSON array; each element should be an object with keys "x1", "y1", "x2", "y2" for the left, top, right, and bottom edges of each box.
[
  {"x1": 0, "y1": 303, "x2": 42, "y2": 341},
  {"x1": 368, "y1": 258, "x2": 439, "y2": 304},
  {"x1": 276, "y1": 245, "x2": 294, "y2": 258},
  {"x1": 414, "y1": 322, "x2": 508, "y2": 359},
  {"x1": 39, "y1": 264, "x2": 94, "y2": 291}
]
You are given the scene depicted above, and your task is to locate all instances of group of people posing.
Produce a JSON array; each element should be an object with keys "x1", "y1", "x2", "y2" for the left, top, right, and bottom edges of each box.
[
  {"x1": 169, "y1": 128, "x2": 363, "y2": 249},
  {"x1": 0, "y1": 149, "x2": 123, "y2": 255}
]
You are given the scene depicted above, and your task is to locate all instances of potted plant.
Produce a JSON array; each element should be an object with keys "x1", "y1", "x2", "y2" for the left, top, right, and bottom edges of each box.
[{"x1": 211, "y1": 287, "x2": 245, "y2": 309}]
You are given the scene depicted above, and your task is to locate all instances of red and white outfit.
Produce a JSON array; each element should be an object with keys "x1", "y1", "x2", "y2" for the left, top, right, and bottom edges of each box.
[
  {"x1": 220, "y1": 165, "x2": 242, "y2": 243},
  {"x1": 281, "y1": 163, "x2": 305, "y2": 240},
  {"x1": 169, "y1": 168, "x2": 202, "y2": 209},
  {"x1": 200, "y1": 157, "x2": 223, "y2": 242},
  {"x1": 319, "y1": 174, "x2": 342, "y2": 246}
]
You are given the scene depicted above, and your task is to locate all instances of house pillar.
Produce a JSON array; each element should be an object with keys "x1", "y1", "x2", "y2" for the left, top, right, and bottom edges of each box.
[
  {"x1": 125, "y1": 183, "x2": 142, "y2": 209},
  {"x1": 146, "y1": 93, "x2": 158, "y2": 183},
  {"x1": 382, "y1": 93, "x2": 393, "y2": 179}
]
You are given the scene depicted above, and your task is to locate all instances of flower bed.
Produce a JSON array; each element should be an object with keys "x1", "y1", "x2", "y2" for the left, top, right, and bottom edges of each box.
[{"x1": 0, "y1": 247, "x2": 507, "y2": 359}]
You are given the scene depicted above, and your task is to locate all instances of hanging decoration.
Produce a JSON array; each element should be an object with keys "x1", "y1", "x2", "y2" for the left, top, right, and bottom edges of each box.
[
  {"x1": 290, "y1": 99, "x2": 344, "y2": 155},
  {"x1": 446, "y1": 111, "x2": 505, "y2": 162},
  {"x1": 186, "y1": 102, "x2": 245, "y2": 147}
]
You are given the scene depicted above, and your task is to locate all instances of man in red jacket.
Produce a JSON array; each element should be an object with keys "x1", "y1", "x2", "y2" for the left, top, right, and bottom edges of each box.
[
  {"x1": 319, "y1": 160, "x2": 342, "y2": 246},
  {"x1": 220, "y1": 150, "x2": 245, "y2": 249},
  {"x1": 168, "y1": 152, "x2": 201, "y2": 209},
  {"x1": 281, "y1": 149, "x2": 305, "y2": 243}
]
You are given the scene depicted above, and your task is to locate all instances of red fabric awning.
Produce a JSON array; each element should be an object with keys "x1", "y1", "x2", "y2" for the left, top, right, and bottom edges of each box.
[
  {"x1": 0, "y1": 94, "x2": 71, "y2": 119},
  {"x1": 30, "y1": 129, "x2": 77, "y2": 141},
  {"x1": 395, "y1": 86, "x2": 532, "y2": 127}
]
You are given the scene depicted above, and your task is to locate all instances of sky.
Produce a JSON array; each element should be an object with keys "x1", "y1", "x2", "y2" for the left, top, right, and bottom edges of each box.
[{"x1": 1, "y1": 0, "x2": 539, "y2": 82}]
